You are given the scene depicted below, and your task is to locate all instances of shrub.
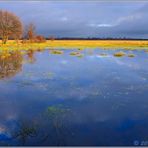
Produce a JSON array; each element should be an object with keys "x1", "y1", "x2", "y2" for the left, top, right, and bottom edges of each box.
[{"x1": 34, "y1": 35, "x2": 46, "y2": 43}]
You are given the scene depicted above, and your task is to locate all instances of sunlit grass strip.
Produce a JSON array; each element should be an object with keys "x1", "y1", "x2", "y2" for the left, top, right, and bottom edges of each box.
[{"x1": 1, "y1": 40, "x2": 148, "y2": 51}]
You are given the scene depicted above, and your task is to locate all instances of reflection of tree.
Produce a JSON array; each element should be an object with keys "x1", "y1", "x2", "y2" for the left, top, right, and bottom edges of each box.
[
  {"x1": 26, "y1": 49, "x2": 36, "y2": 64},
  {"x1": 13, "y1": 121, "x2": 37, "y2": 145},
  {"x1": 0, "y1": 51, "x2": 23, "y2": 79},
  {"x1": 40, "y1": 106, "x2": 72, "y2": 145},
  {"x1": 11, "y1": 106, "x2": 72, "y2": 146}
]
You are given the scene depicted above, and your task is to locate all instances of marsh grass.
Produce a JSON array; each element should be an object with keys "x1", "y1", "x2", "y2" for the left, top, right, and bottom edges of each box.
[
  {"x1": 128, "y1": 54, "x2": 135, "y2": 57},
  {"x1": 1, "y1": 40, "x2": 148, "y2": 51},
  {"x1": 70, "y1": 52, "x2": 80, "y2": 55},
  {"x1": 114, "y1": 51, "x2": 126, "y2": 57},
  {"x1": 50, "y1": 50, "x2": 64, "y2": 54}
]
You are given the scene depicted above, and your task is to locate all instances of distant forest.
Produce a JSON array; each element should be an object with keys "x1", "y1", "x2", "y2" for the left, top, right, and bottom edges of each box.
[
  {"x1": 54, "y1": 37, "x2": 148, "y2": 40},
  {"x1": 1, "y1": 37, "x2": 148, "y2": 41}
]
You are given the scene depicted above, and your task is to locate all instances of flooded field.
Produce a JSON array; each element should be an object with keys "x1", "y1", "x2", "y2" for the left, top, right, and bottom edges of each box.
[{"x1": 0, "y1": 48, "x2": 148, "y2": 146}]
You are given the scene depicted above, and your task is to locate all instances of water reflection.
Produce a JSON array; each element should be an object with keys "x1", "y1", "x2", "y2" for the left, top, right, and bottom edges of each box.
[
  {"x1": 0, "y1": 48, "x2": 147, "y2": 146},
  {"x1": 0, "y1": 51, "x2": 23, "y2": 79},
  {"x1": 26, "y1": 50, "x2": 36, "y2": 64},
  {"x1": 10, "y1": 105, "x2": 72, "y2": 146},
  {"x1": 13, "y1": 121, "x2": 37, "y2": 145}
]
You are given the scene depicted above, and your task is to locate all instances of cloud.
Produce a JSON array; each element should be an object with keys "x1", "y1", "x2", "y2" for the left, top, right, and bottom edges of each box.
[
  {"x1": 88, "y1": 23, "x2": 115, "y2": 28},
  {"x1": 88, "y1": 13, "x2": 142, "y2": 29},
  {"x1": 0, "y1": 1, "x2": 148, "y2": 38},
  {"x1": 116, "y1": 14, "x2": 142, "y2": 24},
  {"x1": 60, "y1": 17, "x2": 68, "y2": 22}
]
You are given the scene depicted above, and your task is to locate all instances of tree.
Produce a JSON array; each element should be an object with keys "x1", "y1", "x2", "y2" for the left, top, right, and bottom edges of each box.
[
  {"x1": 25, "y1": 23, "x2": 36, "y2": 42},
  {"x1": 0, "y1": 10, "x2": 23, "y2": 44}
]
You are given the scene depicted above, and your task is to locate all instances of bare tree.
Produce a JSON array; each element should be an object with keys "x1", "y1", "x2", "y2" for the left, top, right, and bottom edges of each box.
[
  {"x1": 25, "y1": 23, "x2": 36, "y2": 42},
  {"x1": 0, "y1": 10, "x2": 23, "y2": 44}
]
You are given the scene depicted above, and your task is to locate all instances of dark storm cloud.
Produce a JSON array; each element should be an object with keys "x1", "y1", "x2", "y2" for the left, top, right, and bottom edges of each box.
[{"x1": 0, "y1": 1, "x2": 148, "y2": 38}]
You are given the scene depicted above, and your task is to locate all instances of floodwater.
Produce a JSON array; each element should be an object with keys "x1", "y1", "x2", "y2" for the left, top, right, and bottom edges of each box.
[{"x1": 0, "y1": 48, "x2": 148, "y2": 146}]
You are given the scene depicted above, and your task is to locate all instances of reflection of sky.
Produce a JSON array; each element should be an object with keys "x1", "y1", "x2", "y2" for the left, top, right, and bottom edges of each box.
[
  {"x1": 0, "y1": 49, "x2": 148, "y2": 145},
  {"x1": 0, "y1": 1, "x2": 148, "y2": 38}
]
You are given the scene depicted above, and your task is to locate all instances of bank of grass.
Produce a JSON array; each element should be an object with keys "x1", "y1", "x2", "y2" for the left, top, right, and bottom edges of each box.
[{"x1": 1, "y1": 40, "x2": 148, "y2": 51}]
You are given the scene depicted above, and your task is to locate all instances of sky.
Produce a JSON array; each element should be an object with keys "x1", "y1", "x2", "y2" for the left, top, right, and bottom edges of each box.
[{"x1": 0, "y1": 1, "x2": 148, "y2": 38}]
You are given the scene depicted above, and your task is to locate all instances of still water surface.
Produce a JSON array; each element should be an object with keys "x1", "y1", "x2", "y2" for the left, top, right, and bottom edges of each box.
[{"x1": 0, "y1": 48, "x2": 148, "y2": 146}]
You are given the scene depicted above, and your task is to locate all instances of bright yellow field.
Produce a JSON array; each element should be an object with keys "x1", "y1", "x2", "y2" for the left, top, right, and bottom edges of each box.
[{"x1": 1, "y1": 40, "x2": 148, "y2": 51}]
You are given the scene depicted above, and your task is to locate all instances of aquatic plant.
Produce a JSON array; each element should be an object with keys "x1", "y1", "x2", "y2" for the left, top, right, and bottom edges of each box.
[
  {"x1": 46, "y1": 106, "x2": 70, "y2": 120},
  {"x1": 70, "y1": 51, "x2": 84, "y2": 58},
  {"x1": 50, "y1": 50, "x2": 63, "y2": 54},
  {"x1": 114, "y1": 51, "x2": 126, "y2": 57},
  {"x1": 128, "y1": 54, "x2": 135, "y2": 57}
]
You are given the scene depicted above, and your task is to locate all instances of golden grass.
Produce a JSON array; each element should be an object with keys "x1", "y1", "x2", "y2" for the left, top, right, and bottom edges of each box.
[
  {"x1": 114, "y1": 51, "x2": 126, "y2": 57},
  {"x1": 128, "y1": 54, "x2": 135, "y2": 57},
  {"x1": 70, "y1": 52, "x2": 80, "y2": 55},
  {"x1": 50, "y1": 50, "x2": 64, "y2": 54},
  {"x1": 1, "y1": 40, "x2": 148, "y2": 51}
]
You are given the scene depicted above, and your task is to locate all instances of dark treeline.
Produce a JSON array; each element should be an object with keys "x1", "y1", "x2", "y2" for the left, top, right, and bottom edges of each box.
[
  {"x1": 2, "y1": 37, "x2": 148, "y2": 41},
  {"x1": 54, "y1": 37, "x2": 148, "y2": 41}
]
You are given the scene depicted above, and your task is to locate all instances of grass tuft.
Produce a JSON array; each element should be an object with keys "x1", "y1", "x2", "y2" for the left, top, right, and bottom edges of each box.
[
  {"x1": 114, "y1": 51, "x2": 126, "y2": 57},
  {"x1": 50, "y1": 50, "x2": 63, "y2": 54},
  {"x1": 128, "y1": 54, "x2": 135, "y2": 57}
]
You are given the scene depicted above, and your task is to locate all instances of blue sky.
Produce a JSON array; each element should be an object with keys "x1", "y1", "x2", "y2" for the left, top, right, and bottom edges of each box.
[{"x1": 0, "y1": 1, "x2": 148, "y2": 38}]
